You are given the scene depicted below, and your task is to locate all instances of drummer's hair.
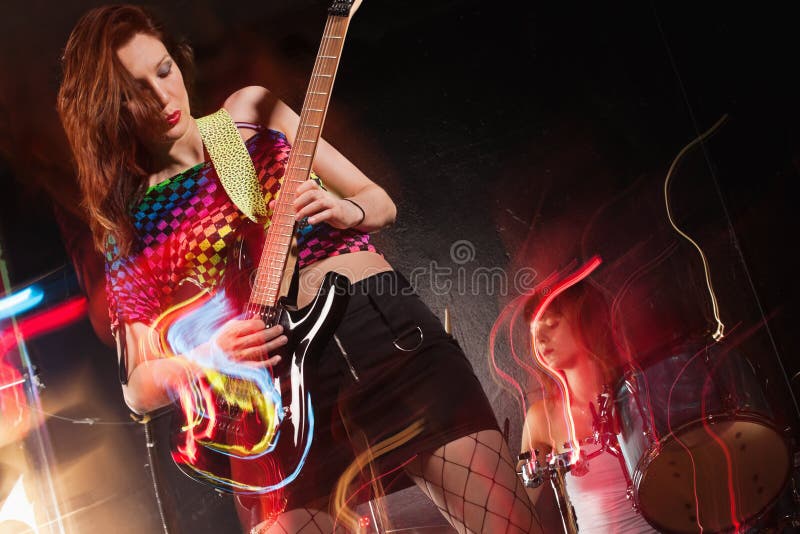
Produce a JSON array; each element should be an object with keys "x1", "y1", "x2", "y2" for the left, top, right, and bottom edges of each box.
[{"x1": 525, "y1": 280, "x2": 624, "y2": 400}]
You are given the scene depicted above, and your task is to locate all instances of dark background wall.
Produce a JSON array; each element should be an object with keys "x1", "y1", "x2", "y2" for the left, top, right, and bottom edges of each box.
[{"x1": 0, "y1": 1, "x2": 797, "y2": 532}]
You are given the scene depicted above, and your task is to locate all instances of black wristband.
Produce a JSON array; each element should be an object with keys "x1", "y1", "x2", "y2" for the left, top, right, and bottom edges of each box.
[{"x1": 343, "y1": 198, "x2": 366, "y2": 228}]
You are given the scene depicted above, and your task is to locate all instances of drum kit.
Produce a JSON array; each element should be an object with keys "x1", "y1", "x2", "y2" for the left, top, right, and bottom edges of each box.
[{"x1": 518, "y1": 343, "x2": 798, "y2": 533}]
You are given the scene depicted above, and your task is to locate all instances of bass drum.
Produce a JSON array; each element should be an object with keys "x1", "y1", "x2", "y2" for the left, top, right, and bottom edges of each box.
[{"x1": 615, "y1": 344, "x2": 791, "y2": 533}]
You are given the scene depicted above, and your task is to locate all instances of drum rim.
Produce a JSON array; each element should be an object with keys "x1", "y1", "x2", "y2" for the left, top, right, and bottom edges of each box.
[{"x1": 628, "y1": 411, "x2": 792, "y2": 533}]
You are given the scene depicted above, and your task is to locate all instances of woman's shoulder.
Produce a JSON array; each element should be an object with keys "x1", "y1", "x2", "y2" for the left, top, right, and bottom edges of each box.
[
  {"x1": 222, "y1": 86, "x2": 297, "y2": 141},
  {"x1": 521, "y1": 397, "x2": 566, "y2": 449},
  {"x1": 521, "y1": 399, "x2": 552, "y2": 453},
  {"x1": 222, "y1": 86, "x2": 272, "y2": 121}
]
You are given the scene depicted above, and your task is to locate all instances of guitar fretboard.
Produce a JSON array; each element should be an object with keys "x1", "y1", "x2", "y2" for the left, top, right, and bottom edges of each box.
[{"x1": 246, "y1": 13, "x2": 353, "y2": 313}]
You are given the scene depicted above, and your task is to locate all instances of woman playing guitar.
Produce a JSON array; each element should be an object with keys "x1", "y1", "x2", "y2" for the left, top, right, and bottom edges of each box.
[{"x1": 57, "y1": 4, "x2": 542, "y2": 533}]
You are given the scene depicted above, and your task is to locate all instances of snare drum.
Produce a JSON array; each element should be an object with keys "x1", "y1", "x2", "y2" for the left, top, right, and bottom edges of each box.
[{"x1": 615, "y1": 345, "x2": 791, "y2": 533}]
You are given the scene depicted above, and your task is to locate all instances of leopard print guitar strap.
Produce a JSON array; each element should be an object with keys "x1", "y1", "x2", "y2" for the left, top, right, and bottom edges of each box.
[
  {"x1": 195, "y1": 108, "x2": 298, "y2": 300},
  {"x1": 195, "y1": 107, "x2": 267, "y2": 222}
]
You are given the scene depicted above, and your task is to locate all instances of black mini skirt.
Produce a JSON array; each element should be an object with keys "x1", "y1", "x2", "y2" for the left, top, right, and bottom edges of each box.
[{"x1": 285, "y1": 269, "x2": 499, "y2": 509}]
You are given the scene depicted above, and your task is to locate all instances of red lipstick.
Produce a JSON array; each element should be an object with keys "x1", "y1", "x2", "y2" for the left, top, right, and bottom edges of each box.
[{"x1": 166, "y1": 110, "x2": 181, "y2": 127}]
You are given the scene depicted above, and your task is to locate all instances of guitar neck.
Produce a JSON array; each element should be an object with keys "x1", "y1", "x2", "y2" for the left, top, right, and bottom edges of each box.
[{"x1": 248, "y1": 6, "x2": 356, "y2": 312}]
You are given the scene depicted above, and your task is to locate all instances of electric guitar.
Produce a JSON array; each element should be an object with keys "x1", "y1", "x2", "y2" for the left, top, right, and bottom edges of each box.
[{"x1": 159, "y1": 0, "x2": 363, "y2": 496}]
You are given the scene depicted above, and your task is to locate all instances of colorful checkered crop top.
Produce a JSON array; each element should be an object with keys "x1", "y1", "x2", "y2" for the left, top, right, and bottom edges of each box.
[{"x1": 104, "y1": 126, "x2": 382, "y2": 332}]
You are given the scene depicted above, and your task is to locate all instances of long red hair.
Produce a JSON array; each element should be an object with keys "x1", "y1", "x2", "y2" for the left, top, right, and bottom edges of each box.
[{"x1": 57, "y1": 5, "x2": 194, "y2": 256}]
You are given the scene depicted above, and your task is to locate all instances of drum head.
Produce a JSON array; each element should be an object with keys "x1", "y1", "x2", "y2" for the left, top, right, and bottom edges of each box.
[{"x1": 636, "y1": 417, "x2": 790, "y2": 533}]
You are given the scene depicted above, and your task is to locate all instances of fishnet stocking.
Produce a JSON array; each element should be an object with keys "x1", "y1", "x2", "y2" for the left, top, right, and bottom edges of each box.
[
  {"x1": 405, "y1": 430, "x2": 542, "y2": 534},
  {"x1": 254, "y1": 507, "x2": 345, "y2": 534}
]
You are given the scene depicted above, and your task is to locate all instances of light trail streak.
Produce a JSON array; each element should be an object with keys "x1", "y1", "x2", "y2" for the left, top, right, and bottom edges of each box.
[
  {"x1": 154, "y1": 288, "x2": 305, "y2": 495},
  {"x1": 0, "y1": 286, "x2": 44, "y2": 319},
  {"x1": 663, "y1": 114, "x2": 728, "y2": 341}
]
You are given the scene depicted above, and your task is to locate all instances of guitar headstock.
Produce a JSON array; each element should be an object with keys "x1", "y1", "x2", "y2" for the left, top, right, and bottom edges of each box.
[{"x1": 328, "y1": 0, "x2": 363, "y2": 18}]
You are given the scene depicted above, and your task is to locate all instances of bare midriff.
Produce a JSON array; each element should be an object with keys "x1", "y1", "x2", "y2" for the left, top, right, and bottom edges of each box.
[{"x1": 296, "y1": 250, "x2": 393, "y2": 309}]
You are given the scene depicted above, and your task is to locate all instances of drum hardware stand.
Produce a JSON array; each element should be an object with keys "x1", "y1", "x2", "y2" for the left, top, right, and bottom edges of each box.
[
  {"x1": 589, "y1": 385, "x2": 623, "y2": 457},
  {"x1": 517, "y1": 386, "x2": 622, "y2": 486},
  {"x1": 518, "y1": 448, "x2": 579, "y2": 534},
  {"x1": 517, "y1": 385, "x2": 635, "y2": 533}
]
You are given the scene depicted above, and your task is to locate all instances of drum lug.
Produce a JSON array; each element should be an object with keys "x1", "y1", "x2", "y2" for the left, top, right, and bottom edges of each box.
[
  {"x1": 723, "y1": 392, "x2": 738, "y2": 411},
  {"x1": 626, "y1": 485, "x2": 638, "y2": 511},
  {"x1": 626, "y1": 485, "x2": 642, "y2": 515}
]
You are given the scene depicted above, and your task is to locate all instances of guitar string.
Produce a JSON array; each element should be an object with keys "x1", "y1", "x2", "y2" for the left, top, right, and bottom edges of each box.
[
  {"x1": 269, "y1": 12, "x2": 345, "y2": 308},
  {"x1": 246, "y1": 16, "x2": 336, "y2": 317},
  {"x1": 254, "y1": 15, "x2": 339, "y2": 312},
  {"x1": 247, "y1": 15, "x2": 344, "y2": 318},
  {"x1": 259, "y1": 13, "x2": 330, "y2": 314}
]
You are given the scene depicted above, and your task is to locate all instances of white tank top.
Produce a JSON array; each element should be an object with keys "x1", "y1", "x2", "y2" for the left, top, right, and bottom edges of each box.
[{"x1": 564, "y1": 444, "x2": 657, "y2": 533}]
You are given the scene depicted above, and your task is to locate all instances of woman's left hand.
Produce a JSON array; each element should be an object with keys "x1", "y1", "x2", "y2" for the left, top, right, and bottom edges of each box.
[{"x1": 284, "y1": 179, "x2": 363, "y2": 229}]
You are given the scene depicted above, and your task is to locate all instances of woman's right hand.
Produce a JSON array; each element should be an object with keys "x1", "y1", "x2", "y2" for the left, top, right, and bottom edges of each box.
[
  {"x1": 214, "y1": 319, "x2": 288, "y2": 367},
  {"x1": 121, "y1": 319, "x2": 288, "y2": 414}
]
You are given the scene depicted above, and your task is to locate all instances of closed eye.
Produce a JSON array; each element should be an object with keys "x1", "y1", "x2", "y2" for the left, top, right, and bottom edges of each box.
[{"x1": 157, "y1": 61, "x2": 173, "y2": 78}]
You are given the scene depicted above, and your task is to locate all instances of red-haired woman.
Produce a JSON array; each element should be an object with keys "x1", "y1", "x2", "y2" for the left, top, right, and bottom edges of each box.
[
  {"x1": 58, "y1": 5, "x2": 542, "y2": 533},
  {"x1": 520, "y1": 282, "x2": 655, "y2": 533}
]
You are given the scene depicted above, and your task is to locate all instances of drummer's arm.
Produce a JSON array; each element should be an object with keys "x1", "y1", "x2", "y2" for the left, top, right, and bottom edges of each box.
[{"x1": 519, "y1": 403, "x2": 549, "y2": 505}]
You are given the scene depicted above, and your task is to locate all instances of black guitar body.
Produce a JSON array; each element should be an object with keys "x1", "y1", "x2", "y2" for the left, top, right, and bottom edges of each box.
[{"x1": 169, "y1": 271, "x2": 351, "y2": 495}]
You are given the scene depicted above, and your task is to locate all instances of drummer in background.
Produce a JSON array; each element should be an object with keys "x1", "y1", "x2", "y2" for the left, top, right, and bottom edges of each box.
[{"x1": 519, "y1": 280, "x2": 657, "y2": 533}]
